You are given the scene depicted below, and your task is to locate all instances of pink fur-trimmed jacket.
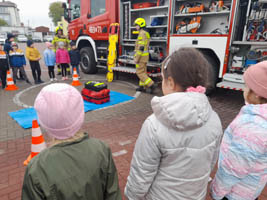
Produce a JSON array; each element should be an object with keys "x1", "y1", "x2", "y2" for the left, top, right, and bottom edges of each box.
[
  {"x1": 211, "y1": 103, "x2": 267, "y2": 200},
  {"x1": 56, "y1": 48, "x2": 70, "y2": 64}
]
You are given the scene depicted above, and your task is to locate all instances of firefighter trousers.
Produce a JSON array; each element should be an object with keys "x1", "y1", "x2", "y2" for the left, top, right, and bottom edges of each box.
[{"x1": 136, "y1": 62, "x2": 154, "y2": 88}]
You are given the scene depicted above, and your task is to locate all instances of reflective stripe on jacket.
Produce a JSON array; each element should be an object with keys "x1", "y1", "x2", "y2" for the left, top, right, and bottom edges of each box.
[
  {"x1": 9, "y1": 49, "x2": 26, "y2": 67},
  {"x1": 134, "y1": 29, "x2": 150, "y2": 63},
  {"x1": 52, "y1": 35, "x2": 70, "y2": 51},
  {"x1": 0, "y1": 50, "x2": 8, "y2": 70}
]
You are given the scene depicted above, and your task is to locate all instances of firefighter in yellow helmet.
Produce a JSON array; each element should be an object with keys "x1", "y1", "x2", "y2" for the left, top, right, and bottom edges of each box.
[
  {"x1": 134, "y1": 18, "x2": 156, "y2": 93},
  {"x1": 52, "y1": 26, "x2": 71, "y2": 75}
]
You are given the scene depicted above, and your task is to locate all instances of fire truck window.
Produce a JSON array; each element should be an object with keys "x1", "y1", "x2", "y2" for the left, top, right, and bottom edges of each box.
[
  {"x1": 91, "y1": 0, "x2": 106, "y2": 18},
  {"x1": 70, "y1": 0, "x2": 81, "y2": 20}
]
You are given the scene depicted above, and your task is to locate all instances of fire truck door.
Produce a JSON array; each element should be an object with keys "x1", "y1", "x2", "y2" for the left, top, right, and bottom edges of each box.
[{"x1": 86, "y1": 0, "x2": 111, "y2": 41}]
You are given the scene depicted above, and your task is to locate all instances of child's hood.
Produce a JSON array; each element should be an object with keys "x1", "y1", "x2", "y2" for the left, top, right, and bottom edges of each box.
[
  {"x1": 241, "y1": 103, "x2": 267, "y2": 120},
  {"x1": 151, "y1": 92, "x2": 212, "y2": 131}
]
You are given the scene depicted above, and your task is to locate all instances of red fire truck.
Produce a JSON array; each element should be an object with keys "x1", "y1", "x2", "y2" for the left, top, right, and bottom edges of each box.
[{"x1": 63, "y1": 0, "x2": 267, "y2": 91}]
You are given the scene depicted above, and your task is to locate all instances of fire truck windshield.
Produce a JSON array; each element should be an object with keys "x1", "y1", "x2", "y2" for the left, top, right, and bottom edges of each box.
[{"x1": 70, "y1": 0, "x2": 81, "y2": 20}]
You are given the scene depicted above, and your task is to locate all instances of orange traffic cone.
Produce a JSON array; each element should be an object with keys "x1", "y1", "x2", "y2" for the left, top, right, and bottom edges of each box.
[
  {"x1": 23, "y1": 120, "x2": 47, "y2": 166},
  {"x1": 5, "y1": 70, "x2": 18, "y2": 91},
  {"x1": 71, "y1": 67, "x2": 81, "y2": 86}
]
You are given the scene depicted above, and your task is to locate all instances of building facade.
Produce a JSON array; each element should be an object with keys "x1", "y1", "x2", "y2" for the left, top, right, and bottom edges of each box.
[{"x1": 0, "y1": 0, "x2": 20, "y2": 26}]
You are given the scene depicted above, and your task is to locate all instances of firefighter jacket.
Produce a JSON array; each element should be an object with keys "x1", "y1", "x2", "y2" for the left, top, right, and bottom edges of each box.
[
  {"x1": 125, "y1": 92, "x2": 223, "y2": 200},
  {"x1": 9, "y1": 49, "x2": 26, "y2": 67},
  {"x1": 0, "y1": 50, "x2": 8, "y2": 70},
  {"x1": 22, "y1": 133, "x2": 122, "y2": 200},
  {"x1": 134, "y1": 29, "x2": 150, "y2": 63},
  {"x1": 52, "y1": 35, "x2": 70, "y2": 52},
  {"x1": 26, "y1": 47, "x2": 41, "y2": 61}
]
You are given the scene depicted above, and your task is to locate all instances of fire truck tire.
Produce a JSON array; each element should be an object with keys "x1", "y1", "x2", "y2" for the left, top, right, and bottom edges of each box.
[
  {"x1": 204, "y1": 55, "x2": 219, "y2": 95},
  {"x1": 80, "y1": 47, "x2": 97, "y2": 74}
]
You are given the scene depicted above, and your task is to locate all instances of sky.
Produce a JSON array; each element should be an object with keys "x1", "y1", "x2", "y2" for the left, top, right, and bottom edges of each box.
[{"x1": 9, "y1": 0, "x2": 65, "y2": 30}]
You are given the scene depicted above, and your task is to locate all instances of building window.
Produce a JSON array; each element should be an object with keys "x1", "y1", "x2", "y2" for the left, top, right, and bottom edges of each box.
[
  {"x1": 91, "y1": 0, "x2": 106, "y2": 18},
  {"x1": 0, "y1": 7, "x2": 8, "y2": 13},
  {"x1": 70, "y1": 0, "x2": 80, "y2": 20}
]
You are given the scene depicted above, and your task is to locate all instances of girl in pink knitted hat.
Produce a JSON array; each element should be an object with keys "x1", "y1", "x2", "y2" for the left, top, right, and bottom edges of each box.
[
  {"x1": 211, "y1": 61, "x2": 267, "y2": 200},
  {"x1": 22, "y1": 83, "x2": 122, "y2": 200}
]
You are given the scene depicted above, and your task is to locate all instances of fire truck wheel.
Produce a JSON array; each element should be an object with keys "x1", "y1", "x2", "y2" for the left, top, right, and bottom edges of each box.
[
  {"x1": 80, "y1": 47, "x2": 97, "y2": 74},
  {"x1": 204, "y1": 55, "x2": 219, "y2": 95}
]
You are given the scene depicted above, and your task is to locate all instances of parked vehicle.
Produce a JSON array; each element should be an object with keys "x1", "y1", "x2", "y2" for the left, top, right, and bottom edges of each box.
[
  {"x1": 63, "y1": 0, "x2": 266, "y2": 91},
  {"x1": 0, "y1": 35, "x2": 5, "y2": 43},
  {"x1": 17, "y1": 35, "x2": 28, "y2": 43},
  {"x1": 43, "y1": 35, "x2": 53, "y2": 42},
  {"x1": 32, "y1": 36, "x2": 42, "y2": 43}
]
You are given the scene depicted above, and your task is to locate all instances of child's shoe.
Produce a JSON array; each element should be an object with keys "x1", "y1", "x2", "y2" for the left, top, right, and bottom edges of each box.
[
  {"x1": 62, "y1": 77, "x2": 65, "y2": 81},
  {"x1": 50, "y1": 78, "x2": 53, "y2": 82},
  {"x1": 65, "y1": 76, "x2": 68, "y2": 80},
  {"x1": 53, "y1": 78, "x2": 57, "y2": 81}
]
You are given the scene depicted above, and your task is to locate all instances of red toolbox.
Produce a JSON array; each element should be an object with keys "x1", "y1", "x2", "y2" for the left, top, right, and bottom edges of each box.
[
  {"x1": 132, "y1": 2, "x2": 156, "y2": 9},
  {"x1": 81, "y1": 88, "x2": 110, "y2": 104}
]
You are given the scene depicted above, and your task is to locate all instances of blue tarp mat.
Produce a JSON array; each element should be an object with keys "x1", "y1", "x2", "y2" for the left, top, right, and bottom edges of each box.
[{"x1": 8, "y1": 91, "x2": 135, "y2": 129}]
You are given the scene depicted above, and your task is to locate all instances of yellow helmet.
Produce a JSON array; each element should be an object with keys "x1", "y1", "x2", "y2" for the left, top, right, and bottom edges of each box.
[
  {"x1": 134, "y1": 18, "x2": 146, "y2": 28},
  {"x1": 55, "y1": 26, "x2": 63, "y2": 34}
]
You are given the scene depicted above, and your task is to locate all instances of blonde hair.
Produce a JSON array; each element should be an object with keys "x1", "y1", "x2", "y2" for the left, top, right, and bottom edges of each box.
[{"x1": 49, "y1": 132, "x2": 85, "y2": 147}]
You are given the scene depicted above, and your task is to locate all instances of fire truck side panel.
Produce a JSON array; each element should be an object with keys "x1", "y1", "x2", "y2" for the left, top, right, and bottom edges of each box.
[{"x1": 169, "y1": 36, "x2": 228, "y2": 78}]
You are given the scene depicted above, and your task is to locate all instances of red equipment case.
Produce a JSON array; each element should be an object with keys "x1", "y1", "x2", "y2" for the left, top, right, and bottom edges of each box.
[
  {"x1": 132, "y1": 2, "x2": 156, "y2": 9},
  {"x1": 81, "y1": 88, "x2": 110, "y2": 104}
]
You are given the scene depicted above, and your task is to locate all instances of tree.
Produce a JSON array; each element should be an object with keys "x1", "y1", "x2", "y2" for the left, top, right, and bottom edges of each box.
[
  {"x1": 0, "y1": 19, "x2": 8, "y2": 26},
  {"x1": 49, "y1": 2, "x2": 64, "y2": 26}
]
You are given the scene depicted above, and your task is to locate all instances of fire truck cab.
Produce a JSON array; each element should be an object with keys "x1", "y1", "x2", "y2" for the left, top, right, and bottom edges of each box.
[{"x1": 64, "y1": 0, "x2": 267, "y2": 91}]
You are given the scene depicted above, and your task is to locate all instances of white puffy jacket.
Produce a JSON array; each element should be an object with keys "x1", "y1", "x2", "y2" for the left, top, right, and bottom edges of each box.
[{"x1": 125, "y1": 92, "x2": 223, "y2": 200}]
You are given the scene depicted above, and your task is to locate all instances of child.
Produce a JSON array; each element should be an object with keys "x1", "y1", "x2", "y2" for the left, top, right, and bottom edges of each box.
[
  {"x1": 69, "y1": 41, "x2": 81, "y2": 78},
  {"x1": 9, "y1": 42, "x2": 31, "y2": 84},
  {"x1": 26, "y1": 40, "x2": 43, "y2": 84},
  {"x1": 56, "y1": 41, "x2": 70, "y2": 80},
  {"x1": 125, "y1": 48, "x2": 223, "y2": 200},
  {"x1": 43, "y1": 42, "x2": 56, "y2": 81},
  {"x1": 0, "y1": 42, "x2": 8, "y2": 89},
  {"x1": 211, "y1": 61, "x2": 267, "y2": 200},
  {"x1": 21, "y1": 83, "x2": 122, "y2": 200}
]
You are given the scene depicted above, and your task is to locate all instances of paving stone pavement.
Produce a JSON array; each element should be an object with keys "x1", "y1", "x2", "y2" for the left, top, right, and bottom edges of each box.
[{"x1": 0, "y1": 43, "x2": 266, "y2": 199}]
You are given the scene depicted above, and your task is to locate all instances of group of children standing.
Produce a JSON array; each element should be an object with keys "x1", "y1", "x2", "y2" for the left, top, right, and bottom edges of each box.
[
  {"x1": 0, "y1": 33, "x2": 81, "y2": 89},
  {"x1": 21, "y1": 47, "x2": 266, "y2": 200}
]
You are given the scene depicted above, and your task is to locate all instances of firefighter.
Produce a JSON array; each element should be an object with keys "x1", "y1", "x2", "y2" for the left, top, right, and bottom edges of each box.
[
  {"x1": 52, "y1": 26, "x2": 71, "y2": 75},
  {"x1": 134, "y1": 18, "x2": 156, "y2": 93}
]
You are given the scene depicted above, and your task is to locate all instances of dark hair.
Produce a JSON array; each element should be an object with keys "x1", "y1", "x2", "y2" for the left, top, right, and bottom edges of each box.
[{"x1": 162, "y1": 48, "x2": 210, "y2": 91}]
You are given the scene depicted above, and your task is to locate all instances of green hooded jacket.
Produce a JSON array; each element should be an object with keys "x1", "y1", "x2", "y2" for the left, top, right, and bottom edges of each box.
[{"x1": 22, "y1": 133, "x2": 122, "y2": 200}]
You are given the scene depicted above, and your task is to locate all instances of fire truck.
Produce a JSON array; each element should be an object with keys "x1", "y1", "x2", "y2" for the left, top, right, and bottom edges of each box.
[{"x1": 63, "y1": 0, "x2": 267, "y2": 91}]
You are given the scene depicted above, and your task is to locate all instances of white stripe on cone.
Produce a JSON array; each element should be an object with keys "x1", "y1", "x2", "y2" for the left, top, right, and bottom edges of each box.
[
  {"x1": 32, "y1": 127, "x2": 42, "y2": 137},
  {"x1": 31, "y1": 142, "x2": 47, "y2": 153},
  {"x1": 7, "y1": 81, "x2": 14, "y2": 84}
]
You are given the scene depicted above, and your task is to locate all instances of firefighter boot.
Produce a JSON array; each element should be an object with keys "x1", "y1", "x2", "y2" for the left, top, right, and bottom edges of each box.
[{"x1": 136, "y1": 86, "x2": 146, "y2": 92}]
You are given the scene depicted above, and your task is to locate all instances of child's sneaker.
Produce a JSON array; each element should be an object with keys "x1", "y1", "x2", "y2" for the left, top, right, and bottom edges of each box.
[
  {"x1": 50, "y1": 78, "x2": 53, "y2": 82},
  {"x1": 62, "y1": 77, "x2": 65, "y2": 81},
  {"x1": 53, "y1": 78, "x2": 57, "y2": 81},
  {"x1": 65, "y1": 77, "x2": 68, "y2": 80}
]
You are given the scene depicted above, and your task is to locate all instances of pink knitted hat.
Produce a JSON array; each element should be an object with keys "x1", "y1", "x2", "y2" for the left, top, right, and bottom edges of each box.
[
  {"x1": 34, "y1": 83, "x2": 84, "y2": 140},
  {"x1": 45, "y1": 42, "x2": 52, "y2": 48},
  {"x1": 244, "y1": 61, "x2": 267, "y2": 99}
]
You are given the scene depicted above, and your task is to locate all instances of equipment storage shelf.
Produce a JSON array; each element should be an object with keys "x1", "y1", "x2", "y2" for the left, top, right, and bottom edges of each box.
[
  {"x1": 174, "y1": 10, "x2": 230, "y2": 17},
  {"x1": 131, "y1": 5, "x2": 169, "y2": 12},
  {"x1": 120, "y1": 0, "x2": 170, "y2": 66},
  {"x1": 171, "y1": 0, "x2": 232, "y2": 35}
]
